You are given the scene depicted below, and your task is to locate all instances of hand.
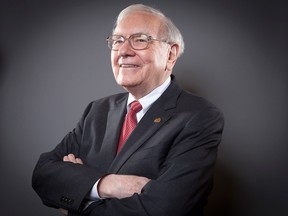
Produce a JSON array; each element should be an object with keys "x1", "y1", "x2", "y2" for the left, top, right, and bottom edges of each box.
[
  {"x1": 63, "y1": 154, "x2": 83, "y2": 164},
  {"x1": 59, "y1": 208, "x2": 68, "y2": 215},
  {"x1": 98, "y1": 174, "x2": 150, "y2": 199}
]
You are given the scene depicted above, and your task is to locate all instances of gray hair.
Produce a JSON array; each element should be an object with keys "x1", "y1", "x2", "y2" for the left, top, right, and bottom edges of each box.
[{"x1": 113, "y1": 4, "x2": 185, "y2": 57}]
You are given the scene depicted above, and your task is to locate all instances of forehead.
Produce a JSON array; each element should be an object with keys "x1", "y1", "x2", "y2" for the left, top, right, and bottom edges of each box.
[{"x1": 113, "y1": 12, "x2": 163, "y2": 36}]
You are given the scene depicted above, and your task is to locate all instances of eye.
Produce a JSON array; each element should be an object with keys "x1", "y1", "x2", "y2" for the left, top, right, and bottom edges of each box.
[
  {"x1": 133, "y1": 35, "x2": 148, "y2": 43},
  {"x1": 135, "y1": 38, "x2": 147, "y2": 43},
  {"x1": 113, "y1": 39, "x2": 124, "y2": 45}
]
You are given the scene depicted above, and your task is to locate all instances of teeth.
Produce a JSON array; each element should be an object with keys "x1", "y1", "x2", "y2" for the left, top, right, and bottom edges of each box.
[{"x1": 120, "y1": 64, "x2": 138, "y2": 68}]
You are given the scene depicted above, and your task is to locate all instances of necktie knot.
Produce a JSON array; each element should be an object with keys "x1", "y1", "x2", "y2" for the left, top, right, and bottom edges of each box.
[{"x1": 130, "y1": 100, "x2": 142, "y2": 113}]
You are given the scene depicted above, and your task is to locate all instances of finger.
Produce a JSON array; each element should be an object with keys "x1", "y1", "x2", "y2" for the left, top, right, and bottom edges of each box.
[
  {"x1": 75, "y1": 158, "x2": 83, "y2": 164},
  {"x1": 67, "y1": 154, "x2": 77, "y2": 163},
  {"x1": 63, "y1": 154, "x2": 76, "y2": 163},
  {"x1": 63, "y1": 155, "x2": 69, "y2": 162},
  {"x1": 59, "y1": 208, "x2": 68, "y2": 215}
]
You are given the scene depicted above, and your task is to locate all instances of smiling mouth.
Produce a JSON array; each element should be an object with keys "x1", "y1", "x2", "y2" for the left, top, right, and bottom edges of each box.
[{"x1": 120, "y1": 64, "x2": 139, "y2": 68}]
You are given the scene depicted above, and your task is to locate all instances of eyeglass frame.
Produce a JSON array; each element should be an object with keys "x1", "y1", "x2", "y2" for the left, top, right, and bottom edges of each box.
[{"x1": 106, "y1": 33, "x2": 169, "y2": 51}]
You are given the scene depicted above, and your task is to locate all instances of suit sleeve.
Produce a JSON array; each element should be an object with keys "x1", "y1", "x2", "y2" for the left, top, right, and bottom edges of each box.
[
  {"x1": 71, "y1": 106, "x2": 224, "y2": 216},
  {"x1": 32, "y1": 102, "x2": 105, "y2": 211}
]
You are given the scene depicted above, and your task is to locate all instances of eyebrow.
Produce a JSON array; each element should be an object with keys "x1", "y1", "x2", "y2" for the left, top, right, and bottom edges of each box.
[{"x1": 112, "y1": 32, "x2": 151, "y2": 37}]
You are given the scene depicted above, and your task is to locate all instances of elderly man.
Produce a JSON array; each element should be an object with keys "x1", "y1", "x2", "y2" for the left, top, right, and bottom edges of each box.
[{"x1": 32, "y1": 4, "x2": 224, "y2": 216}]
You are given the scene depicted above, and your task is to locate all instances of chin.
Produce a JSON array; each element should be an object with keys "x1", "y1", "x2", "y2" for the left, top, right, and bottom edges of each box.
[
  {"x1": 118, "y1": 81, "x2": 135, "y2": 88},
  {"x1": 119, "y1": 79, "x2": 140, "y2": 89}
]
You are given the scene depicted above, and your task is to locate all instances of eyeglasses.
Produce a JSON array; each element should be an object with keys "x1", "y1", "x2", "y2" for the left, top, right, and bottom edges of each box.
[{"x1": 106, "y1": 33, "x2": 168, "y2": 51}]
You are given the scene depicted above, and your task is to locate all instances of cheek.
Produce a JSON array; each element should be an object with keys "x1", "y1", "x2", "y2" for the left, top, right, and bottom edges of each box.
[
  {"x1": 111, "y1": 53, "x2": 119, "y2": 69},
  {"x1": 149, "y1": 48, "x2": 168, "y2": 68},
  {"x1": 150, "y1": 55, "x2": 166, "y2": 71},
  {"x1": 111, "y1": 53, "x2": 116, "y2": 64}
]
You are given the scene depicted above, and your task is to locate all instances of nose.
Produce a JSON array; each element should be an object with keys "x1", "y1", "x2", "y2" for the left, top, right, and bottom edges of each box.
[{"x1": 118, "y1": 40, "x2": 135, "y2": 57}]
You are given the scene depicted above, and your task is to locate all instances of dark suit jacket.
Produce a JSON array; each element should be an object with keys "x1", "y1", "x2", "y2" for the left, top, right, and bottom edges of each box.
[{"x1": 32, "y1": 75, "x2": 224, "y2": 216}]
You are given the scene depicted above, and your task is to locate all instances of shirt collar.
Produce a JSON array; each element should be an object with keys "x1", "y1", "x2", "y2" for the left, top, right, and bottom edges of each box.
[{"x1": 127, "y1": 76, "x2": 171, "y2": 112}]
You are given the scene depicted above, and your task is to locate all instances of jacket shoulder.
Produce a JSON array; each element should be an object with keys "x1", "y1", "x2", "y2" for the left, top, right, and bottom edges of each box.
[
  {"x1": 178, "y1": 90, "x2": 223, "y2": 115},
  {"x1": 88, "y1": 92, "x2": 127, "y2": 108},
  {"x1": 79, "y1": 92, "x2": 128, "y2": 119}
]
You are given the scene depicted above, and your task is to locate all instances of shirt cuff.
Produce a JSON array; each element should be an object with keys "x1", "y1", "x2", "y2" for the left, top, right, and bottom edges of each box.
[{"x1": 88, "y1": 179, "x2": 101, "y2": 200}]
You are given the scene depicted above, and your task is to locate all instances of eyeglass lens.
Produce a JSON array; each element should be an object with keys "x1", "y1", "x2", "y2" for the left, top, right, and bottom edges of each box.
[{"x1": 108, "y1": 34, "x2": 150, "y2": 50}]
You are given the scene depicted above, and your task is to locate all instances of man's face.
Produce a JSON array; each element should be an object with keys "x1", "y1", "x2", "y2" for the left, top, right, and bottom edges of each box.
[{"x1": 111, "y1": 12, "x2": 172, "y2": 97}]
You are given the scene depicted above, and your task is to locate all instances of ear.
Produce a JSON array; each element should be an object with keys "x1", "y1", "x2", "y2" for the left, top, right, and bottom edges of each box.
[{"x1": 166, "y1": 44, "x2": 179, "y2": 72}]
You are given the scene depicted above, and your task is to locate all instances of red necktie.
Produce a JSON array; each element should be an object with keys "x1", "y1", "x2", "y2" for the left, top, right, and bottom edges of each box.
[{"x1": 117, "y1": 101, "x2": 142, "y2": 153}]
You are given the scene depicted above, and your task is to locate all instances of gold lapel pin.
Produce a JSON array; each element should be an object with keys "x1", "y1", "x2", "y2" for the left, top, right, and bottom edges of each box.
[{"x1": 154, "y1": 117, "x2": 161, "y2": 123}]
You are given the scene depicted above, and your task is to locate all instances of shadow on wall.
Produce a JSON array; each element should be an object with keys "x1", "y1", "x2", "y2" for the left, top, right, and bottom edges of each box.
[
  {"x1": 176, "y1": 76, "x2": 201, "y2": 96},
  {"x1": 0, "y1": 48, "x2": 4, "y2": 84},
  {"x1": 205, "y1": 160, "x2": 235, "y2": 216},
  {"x1": 0, "y1": 48, "x2": 4, "y2": 85}
]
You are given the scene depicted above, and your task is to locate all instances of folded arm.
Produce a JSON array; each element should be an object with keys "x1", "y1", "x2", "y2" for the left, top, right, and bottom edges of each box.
[
  {"x1": 59, "y1": 154, "x2": 150, "y2": 215},
  {"x1": 62, "y1": 154, "x2": 150, "y2": 199}
]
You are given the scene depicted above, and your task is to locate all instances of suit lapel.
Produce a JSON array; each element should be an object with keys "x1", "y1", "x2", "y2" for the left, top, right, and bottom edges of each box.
[
  {"x1": 95, "y1": 95, "x2": 127, "y2": 170},
  {"x1": 108, "y1": 76, "x2": 181, "y2": 173}
]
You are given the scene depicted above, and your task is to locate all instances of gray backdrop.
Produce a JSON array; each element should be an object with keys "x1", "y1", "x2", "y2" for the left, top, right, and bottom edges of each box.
[{"x1": 0, "y1": 0, "x2": 287, "y2": 215}]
